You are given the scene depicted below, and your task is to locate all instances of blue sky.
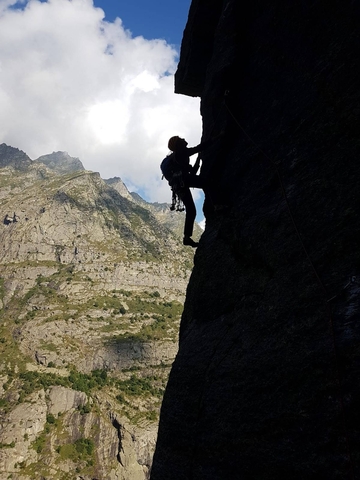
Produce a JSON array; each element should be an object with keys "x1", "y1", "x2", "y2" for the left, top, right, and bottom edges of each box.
[
  {"x1": 30, "y1": 0, "x2": 191, "y2": 45},
  {"x1": 94, "y1": 0, "x2": 191, "y2": 47},
  {"x1": 0, "y1": 0, "x2": 204, "y2": 225}
]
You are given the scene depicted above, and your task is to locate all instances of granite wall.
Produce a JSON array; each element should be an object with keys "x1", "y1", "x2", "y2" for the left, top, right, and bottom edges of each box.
[{"x1": 151, "y1": 1, "x2": 360, "y2": 479}]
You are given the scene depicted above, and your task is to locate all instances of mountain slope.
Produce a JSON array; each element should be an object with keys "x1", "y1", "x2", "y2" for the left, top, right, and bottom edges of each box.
[
  {"x1": 105, "y1": 177, "x2": 204, "y2": 240},
  {"x1": 0, "y1": 146, "x2": 196, "y2": 479}
]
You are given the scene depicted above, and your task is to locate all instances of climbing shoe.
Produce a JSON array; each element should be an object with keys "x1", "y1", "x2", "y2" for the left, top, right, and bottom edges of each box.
[{"x1": 183, "y1": 236, "x2": 199, "y2": 248}]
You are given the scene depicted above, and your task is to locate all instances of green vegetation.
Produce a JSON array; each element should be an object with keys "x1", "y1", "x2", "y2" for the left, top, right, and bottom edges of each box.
[
  {"x1": 18, "y1": 368, "x2": 109, "y2": 399},
  {"x1": 17, "y1": 366, "x2": 165, "y2": 407},
  {"x1": 0, "y1": 336, "x2": 25, "y2": 383},
  {"x1": 32, "y1": 433, "x2": 46, "y2": 454},
  {"x1": 31, "y1": 408, "x2": 60, "y2": 455},
  {"x1": 111, "y1": 307, "x2": 180, "y2": 342},
  {"x1": 0, "y1": 441, "x2": 15, "y2": 449},
  {"x1": 139, "y1": 316, "x2": 176, "y2": 340},
  {"x1": 116, "y1": 374, "x2": 163, "y2": 398},
  {"x1": 40, "y1": 341, "x2": 58, "y2": 353},
  {"x1": 1, "y1": 258, "x2": 184, "y2": 341},
  {"x1": 117, "y1": 289, "x2": 132, "y2": 297},
  {"x1": 46, "y1": 413, "x2": 56, "y2": 424},
  {"x1": 77, "y1": 403, "x2": 91, "y2": 415},
  {"x1": 57, "y1": 437, "x2": 95, "y2": 464},
  {"x1": 68, "y1": 369, "x2": 108, "y2": 394},
  {"x1": 0, "y1": 398, "x2": 9, "y2": 409},
  {"x1": 147, "y1": 410, "x2": 157, "y2": 421},
  {"x1": 126, "y1": 294, "x2": 182, "y2": 318}
]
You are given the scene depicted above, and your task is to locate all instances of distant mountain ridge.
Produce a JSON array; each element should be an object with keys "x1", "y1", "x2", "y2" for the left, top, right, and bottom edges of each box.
[{"x1": 0, "y1": 143, "x2": 202, "y2": 239}]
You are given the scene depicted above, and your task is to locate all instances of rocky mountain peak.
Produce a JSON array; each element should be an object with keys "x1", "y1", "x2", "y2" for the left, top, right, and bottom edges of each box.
[
  {"x1": 105, "y1": 176, "x2": 132, "y2": 200},
  {"x1": 35, "y1": 151, "x2": 85, "y2": 174},
  {"x1": 0, "y1": 143, "x2": 32, "y2": 170}
]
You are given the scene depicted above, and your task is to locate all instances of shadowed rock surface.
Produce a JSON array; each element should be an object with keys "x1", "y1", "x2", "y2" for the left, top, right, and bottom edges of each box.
[{"x1": 151, "y1": 1, "x2": 360, "y2": 479}]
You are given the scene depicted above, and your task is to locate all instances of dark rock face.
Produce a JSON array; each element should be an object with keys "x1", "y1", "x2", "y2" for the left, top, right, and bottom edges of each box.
[{"x1": 151, "y1": 1, "x2": 360, "y2": 479}]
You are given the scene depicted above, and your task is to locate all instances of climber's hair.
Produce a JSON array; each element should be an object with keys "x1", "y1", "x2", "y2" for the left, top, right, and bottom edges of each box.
[{"x1": 168, "y1": 136, "x2": 181, "y2": 152}]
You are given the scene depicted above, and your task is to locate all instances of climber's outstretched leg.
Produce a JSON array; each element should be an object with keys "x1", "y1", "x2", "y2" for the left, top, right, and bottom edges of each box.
[{"x1": 178, "y1": 187, "x2": 199, "y2": 247}]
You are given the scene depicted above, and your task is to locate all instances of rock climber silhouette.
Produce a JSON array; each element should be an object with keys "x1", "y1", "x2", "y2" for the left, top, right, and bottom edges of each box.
[{"x1": 166, "y1": 135, "x2": 218, "y2": 248}]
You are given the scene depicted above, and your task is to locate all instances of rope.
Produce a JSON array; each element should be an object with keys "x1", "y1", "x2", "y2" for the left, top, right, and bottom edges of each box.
[{"x1": 223, "y1": 94, "x2": 355, "y2": 479}]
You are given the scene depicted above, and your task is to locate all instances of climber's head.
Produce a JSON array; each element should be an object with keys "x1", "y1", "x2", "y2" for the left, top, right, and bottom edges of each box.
[{"x1": 168, "y1": 136, "x2": 188, "y2": 152}]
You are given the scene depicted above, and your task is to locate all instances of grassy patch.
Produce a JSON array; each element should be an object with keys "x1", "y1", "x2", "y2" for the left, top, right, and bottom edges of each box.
[
  {"x1": 112, "y1": 311, "x2": 180, "y2": 342},
  {"x1": 0, "y1": 441, "x2": 15, "y2": 449},
  {"x1": 0, "y1": 398, "x2": 12, "y2": 415},
  {"x1": 39, "y1": 341, "x2": 58, "y2": 353},
  {"x1": 57, "y1": 437, "x2": 95, "y2": 464},
  {"x1": 116, "y1": 374, "x2": 163, "y2": 398},
  {"x1": 32, "y1": 433, "x2": 46, "y2": 454},
  {"x1": 126, "y1": 294, "x2": 182, "y2": 317}
]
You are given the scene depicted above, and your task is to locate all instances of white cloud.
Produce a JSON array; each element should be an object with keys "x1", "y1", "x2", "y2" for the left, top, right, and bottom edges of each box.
[{"x1": 0, "y1": 0, "x2": 202, "y2": 202}]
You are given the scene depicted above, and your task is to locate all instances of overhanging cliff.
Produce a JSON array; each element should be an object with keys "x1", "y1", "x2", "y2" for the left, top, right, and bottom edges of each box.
[{"x1": 151, "y1": 1, "x2": 360, "y2": 479}]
